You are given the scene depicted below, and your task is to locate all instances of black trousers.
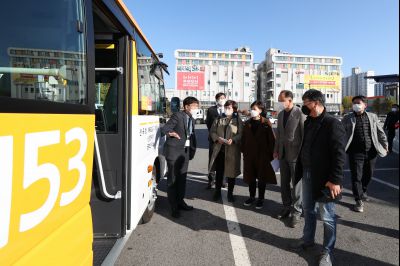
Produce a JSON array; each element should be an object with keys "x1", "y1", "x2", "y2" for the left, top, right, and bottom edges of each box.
[
  {"x1": 349, "y1": 150, "x2": 377, "y2": 201},
  {"x1": 208, "y1": 139, "x2": 215, "y2": 182},
  {"x1": 167, "y1": 150, "x2": 190, "y2": 211},
  {"x1": 387, "y1": 129, "x2": 395, "y2": 152},
  {"x1": 215, "y1": 151, "x2": 235, "y2": 194},
  {"x1": 249, "y1": 179, "x2": 266, "y2": 200},
  {"x1": 215, "y1": 151, "x2": 225, "y2": 190}
]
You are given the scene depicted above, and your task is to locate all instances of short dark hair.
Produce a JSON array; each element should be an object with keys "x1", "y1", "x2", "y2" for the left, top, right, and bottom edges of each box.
[
  {"x1": 215, "y1": 92, "x2": 226, "y2": 100},
  {"x1": 183, "y1": 96, "x2": 199, "y2": 107},
  {"x1": 250, "y1": 100, "x2": 265, "y2": 112},
  {"x1": 279, "y1": 90, "x2": 293, "y2": 99},
  {"x1": 352, "y1": 95, "x2": 366, "y2": 103},
  {"x1": 392, "y1": 104, "x2": 399, "y2": 108},
  {"x1": 224, "y1": 100, "x2": 238, "y2": 111},
  {"x1": 302, "y1": 89, "x2": 325, "y2": 105}
]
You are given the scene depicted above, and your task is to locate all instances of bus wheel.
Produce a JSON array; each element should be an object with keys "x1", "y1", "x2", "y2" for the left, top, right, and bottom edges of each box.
[{"x1": 141, "y1": 165, "x2": 157, "y2": 224}]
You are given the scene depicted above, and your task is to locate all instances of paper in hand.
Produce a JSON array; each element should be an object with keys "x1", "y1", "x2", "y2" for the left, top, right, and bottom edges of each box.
[{"x1": 270, "y1": 159, "x2": 280, "y2": 172}]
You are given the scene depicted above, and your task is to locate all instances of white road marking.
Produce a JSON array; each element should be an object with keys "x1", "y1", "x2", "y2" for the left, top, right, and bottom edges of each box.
[
  {"x1": 221, "y1": 189, "x2": 251, "y2": 266},
  {"x1": 371, "y1": 177, "x2": 399, "y2": 190},
  {"x1": 187, "y1": 173, "x2": 251, "y2": 265}
]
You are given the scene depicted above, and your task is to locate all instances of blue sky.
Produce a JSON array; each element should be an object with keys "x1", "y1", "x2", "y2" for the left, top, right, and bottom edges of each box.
[{"x1": 125, "y1": 0, "x2": 399, "y2": 89}]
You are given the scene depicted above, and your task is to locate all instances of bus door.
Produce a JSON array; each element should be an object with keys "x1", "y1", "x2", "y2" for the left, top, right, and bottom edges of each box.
[{"x1": 91, "y1": 38, "x2": 127, "y2": 238}]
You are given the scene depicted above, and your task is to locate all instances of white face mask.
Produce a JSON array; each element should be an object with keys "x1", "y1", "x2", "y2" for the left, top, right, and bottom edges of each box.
[
  {"x1": 276, "y1": 101, "x2": 285, "y2": 111},
  {"x1": 392, "y1": 108, "x2": 398, "y2": 112},
  {"x1": 225, "y1": 109, "x2": 233, "y2": 116},
  {"x1": 190, "y1": 108, "x2": 199, "y2": 117},
  {"x1": 250, "y1": 110, "x2": 260, "y2": 118},
  {"x1": 217, "y1": 99, "x2": 226, "y2": 106},
  {"x1": 352, "y1": 104, "x2": 363, "y2": 113}
]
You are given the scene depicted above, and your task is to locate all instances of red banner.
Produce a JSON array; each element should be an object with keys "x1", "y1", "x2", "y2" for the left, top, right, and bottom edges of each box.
[{"x1": 177, "y1": 72, "x2": 205, "y2": 90}]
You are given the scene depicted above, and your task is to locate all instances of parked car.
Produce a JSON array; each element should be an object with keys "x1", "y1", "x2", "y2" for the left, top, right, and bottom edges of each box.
[
  {"x1": 268, "y1": 117, "x2": 277, "y2": 124},
  {"x1": 192, "y1": 108, "x2": 206, "y2": 124}
]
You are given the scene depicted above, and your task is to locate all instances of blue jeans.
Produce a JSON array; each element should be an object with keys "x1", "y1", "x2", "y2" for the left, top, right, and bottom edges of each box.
[{"x1": 302, "y1": 170, "x2": 336, "y2": 254}]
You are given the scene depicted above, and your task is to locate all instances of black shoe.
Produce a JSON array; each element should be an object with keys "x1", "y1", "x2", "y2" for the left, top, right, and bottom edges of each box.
[
  {"x1": 277, "y1": 208, "x2": 291, "y2": 220},
  {"x1": 221, "y1": 182, "x2": 227, "y2": 189},
  {"x1": 243, "y1": 197, "x2": 256, "y2": 206},
  {"x1": 289, "y1": 239, "x2": 315, "y2": 251},
  {"x1": 213, "y1": 191, "x2": 222, "y2": 201},
  {"x1": 171, "y1": 210, "x2": 181, "y2": 218},
  {"x1": 288, "y1": 214, "x2": 300, "y2": 228},
  {"x1": 255, "y1": 199, "x2": 264, "y2": 209},
  {"x1": 178, "y1": 201, "x2": 194, "y2": 211},
  {"x1": 227, "y1": 193, "x2": 235, "y2": 202}
]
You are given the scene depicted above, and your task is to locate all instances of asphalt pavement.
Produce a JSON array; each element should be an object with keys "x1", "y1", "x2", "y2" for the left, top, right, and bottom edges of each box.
[{"x1": 115, "y1": 124, "x2": 399, "y2": 266}]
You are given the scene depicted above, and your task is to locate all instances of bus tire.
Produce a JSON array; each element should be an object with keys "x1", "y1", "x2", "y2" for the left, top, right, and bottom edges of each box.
[{"x1": 141, "y1": 164, "x2": 158, "y2": 224}]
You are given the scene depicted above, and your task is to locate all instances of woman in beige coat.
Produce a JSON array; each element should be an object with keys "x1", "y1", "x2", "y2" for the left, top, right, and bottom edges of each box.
[{"x1": 209, "y1": 100, "x2": 244, "y2": 202}]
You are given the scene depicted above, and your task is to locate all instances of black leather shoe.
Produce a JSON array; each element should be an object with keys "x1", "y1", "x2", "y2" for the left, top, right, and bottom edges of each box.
[
  {"x1": 227, "y1": 193, "x2": 235, "y2": 202},
  {"x1": 277, "y1": 208, "x2": 291, "y2": 220},
  {"x1": 289, "y1": 239, "x2": 315, "y2": 251},
  {"x1": 288, "y1": 214, "x2": 300, "y2": 228},
  {"x1": 178, "y1": 202, "x2": 194, "y2": 211},
  {"x1": 171, "y1": 210, "x2": 181, "y2": 218},
  {"x1": 213, "y1": 191, "x2": 222, "y2": 201}
]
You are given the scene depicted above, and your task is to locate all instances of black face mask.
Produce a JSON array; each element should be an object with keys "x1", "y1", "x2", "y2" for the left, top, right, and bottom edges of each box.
[{"x1": 301, "y1": 105, "x2": 311, "y2": 116}]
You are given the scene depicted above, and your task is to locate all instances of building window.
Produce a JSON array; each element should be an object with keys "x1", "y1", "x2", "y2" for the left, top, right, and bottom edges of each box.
[
  {"x1": 245, "y1": 82, "x2": 250, "y2": 87},
  {"x1": 235, "y1": 92, "x2": 238, "y2": 97},
  {"x1": 213, "y1": 72, "x2": 217, "y2": 76},
  {"x1": 276, "y1": 74, "x2": 281, "y2": 78},
  {"x1": 245, "y1": 73, "x2": 250, "y2": 77}
]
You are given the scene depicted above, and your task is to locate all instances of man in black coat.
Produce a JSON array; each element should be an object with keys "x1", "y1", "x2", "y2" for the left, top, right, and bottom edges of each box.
[
  {"x1": 292, "y1": 90, "x2": 345, "y2": 266},
  {"x1": 161, "y1": 97, "x2": 199, "y2": 218},
  {"x1": 205, "y1": 92, "x2": 226, "y2": 189},
  {"x1": 384, "y1": 104, "x2": 399, "y2": 153}
]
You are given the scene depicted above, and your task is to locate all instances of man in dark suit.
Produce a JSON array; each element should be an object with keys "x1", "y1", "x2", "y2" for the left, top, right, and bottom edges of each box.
[
  {"x1": 292, "y1": 90, "x2": 346, "y2": 266},
  {"x1": 162, "y1": 97, "x2": 199, "y2": 218},
  {"x1": 274, "y1": 90, "x2": 305, "y2": 228},
  {"x1": 205, "y1": 92, "x2": 226, "y2": 189}
]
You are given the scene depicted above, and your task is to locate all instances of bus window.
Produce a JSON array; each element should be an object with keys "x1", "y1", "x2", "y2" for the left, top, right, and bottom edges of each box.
[
  {"x1": 0, "y1": 0, "x2": 87, "y2": 104},
  {"x1": 95, "y1": 72, "x2": 118, "y2": 132},
  {"x1": 135, "y1": 34, "x2": 165, "y2": 115}
]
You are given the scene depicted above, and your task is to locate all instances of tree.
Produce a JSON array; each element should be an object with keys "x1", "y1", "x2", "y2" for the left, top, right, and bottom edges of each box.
[
  {"x1": 342, "y1": 96, "x2": 353, "y2": 113},
  {"x1": 383, "y1": 97, "x2": 396, "y2": 114},
  {"x1": 372, "y1": 98, "x2": 381, "y2": 115}
]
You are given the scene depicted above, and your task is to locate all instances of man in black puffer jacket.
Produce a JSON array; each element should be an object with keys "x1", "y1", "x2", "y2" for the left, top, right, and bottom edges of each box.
[{"x1": 292, "y1": 89, "x2": 346, "y2": 266}]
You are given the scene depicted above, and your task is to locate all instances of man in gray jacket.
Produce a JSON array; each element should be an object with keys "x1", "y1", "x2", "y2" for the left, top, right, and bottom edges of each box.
[
  {"x1": 274, "y1": 90, "x2": 305, "y2": 228},
  {"x1": 342, "y1": 95, "x2": 388, "y2": 213}
]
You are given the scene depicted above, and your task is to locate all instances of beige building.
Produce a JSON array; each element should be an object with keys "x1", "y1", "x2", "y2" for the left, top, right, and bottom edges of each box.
[
  {"x1": 257, "y1": 48, "x2": 342, "y2": 113},
  {"x1": 171, "y1": 47, "x2": 256, "y2": 108}
]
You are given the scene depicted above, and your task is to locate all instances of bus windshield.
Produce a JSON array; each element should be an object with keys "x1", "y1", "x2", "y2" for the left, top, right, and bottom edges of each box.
[{"x1": 0, "y1": 0, "x2": 87, "y2": 104}]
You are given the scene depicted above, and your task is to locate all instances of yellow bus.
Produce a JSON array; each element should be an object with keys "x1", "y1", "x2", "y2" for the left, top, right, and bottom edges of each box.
[{"x1": 0, "y1": 1, "x2": 168, "y2": 265}]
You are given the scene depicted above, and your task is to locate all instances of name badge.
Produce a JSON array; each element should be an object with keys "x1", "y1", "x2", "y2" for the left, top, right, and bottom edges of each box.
[{"x1": 185, "y1": 139, "x2": 190, "y2": 147}]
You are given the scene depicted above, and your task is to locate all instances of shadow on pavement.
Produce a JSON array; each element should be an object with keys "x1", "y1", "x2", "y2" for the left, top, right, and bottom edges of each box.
[{"x1": 156, "y1": 178, "x2": 394, "y2": 266}]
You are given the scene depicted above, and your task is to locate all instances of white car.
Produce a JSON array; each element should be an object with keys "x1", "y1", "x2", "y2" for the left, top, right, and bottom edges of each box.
[{"x1": 268, "y1": 117, "x2": 277, "y2": 124}]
